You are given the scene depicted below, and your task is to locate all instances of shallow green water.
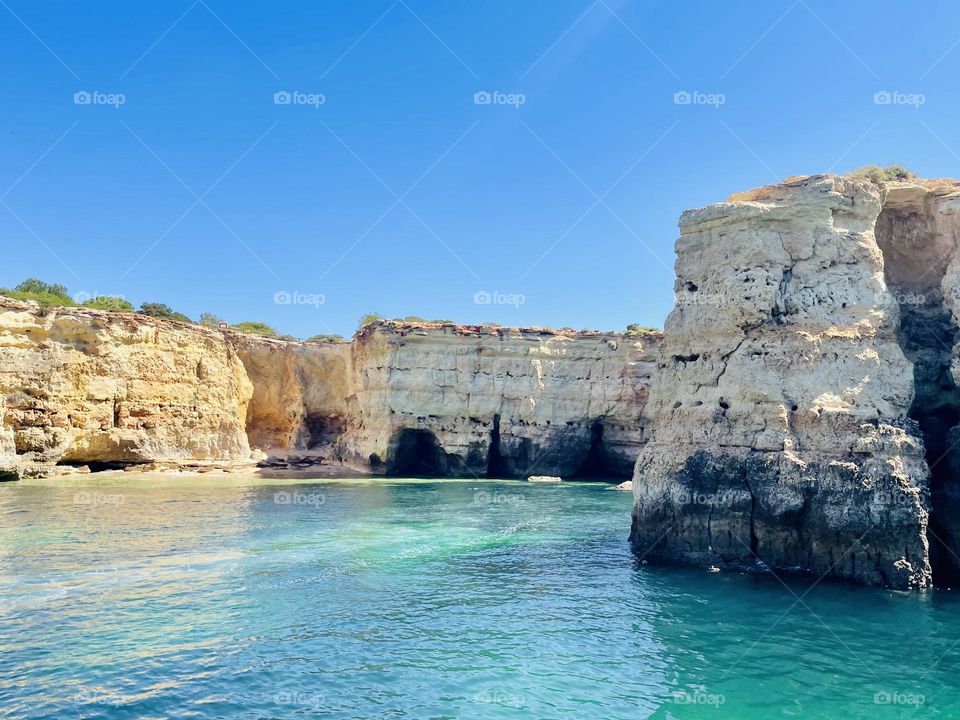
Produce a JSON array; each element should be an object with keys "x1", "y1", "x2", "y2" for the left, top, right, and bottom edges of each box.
[{"x1": 1, "y1": 475, "x2": 958, "y2": 718}]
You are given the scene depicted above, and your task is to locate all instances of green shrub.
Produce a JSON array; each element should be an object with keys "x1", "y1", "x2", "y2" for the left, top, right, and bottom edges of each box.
[
  {"x1": 0, "y1": 278, "x2": 76, "y2": 308},
  {"x1": 139, "y1": 303, "x2": 192, "y2": 323},
  {"x1": 199, "y1": 312, "x2": 224, "y2": 327},
  {"x1": 306, "y1": 334, "x2": 346, "y2": 343},
  {"x1": 231, "y1": 321, "x2": 279, "y2": 337},
  {"x1": 847, "y1": 164, "x2": 917, "y2": 184},
  {"x1": 399, "y1": 316, "x2": 454, "y2": 324},
  {"x1": 358, "y1": 312, "x2": 383, "y2": 330},
  {"x1": 82, "y1": 296, "x2": 134, "y2": 312},
  {"x1": 15, "y1": 278, "x2": 71, "y2": 299},
  {"x1": 625, "y1": 323, "x2": 659, "y2": 336}
]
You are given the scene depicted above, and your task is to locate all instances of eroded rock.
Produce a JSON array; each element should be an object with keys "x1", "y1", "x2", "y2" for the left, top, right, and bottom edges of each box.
[{"x1": 632, "y1": 174, "x2": 960, "y2": 589}]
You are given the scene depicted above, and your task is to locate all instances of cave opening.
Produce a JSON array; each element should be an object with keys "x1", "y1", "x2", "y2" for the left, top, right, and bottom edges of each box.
[
  {"x1": 302, "y1": 414, "x2": 345, "y2": 451},
  {"x1": 486, "y1": 413, "x2": 508, "y2": 478},
  {"x1": 385, "y1": 429, "x2": 449, "y2": 477},
  {"x1": 876, "y1": 198, "x2": 960, "y2": 586},
  {"x1": 58, "y1": 460, "x2": 138, "y2": 473},
  {"x1": 573, "y1": 421, "x2": 620, "y2": 479}
]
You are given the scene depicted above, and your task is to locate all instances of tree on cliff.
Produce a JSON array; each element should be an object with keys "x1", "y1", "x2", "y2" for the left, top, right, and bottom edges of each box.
[
  {"x1": 358, "y1": 312, "x2": 383, "y2": 330},
  {"x1": 139, "y1": 303, "x2": 192, "y2": 323},
  {"x1": 0, "y1": 278, "x2": 75, "y2": 307},
  {"x1": 199, "y1": 313, "x2": 224, "y2": 327}
]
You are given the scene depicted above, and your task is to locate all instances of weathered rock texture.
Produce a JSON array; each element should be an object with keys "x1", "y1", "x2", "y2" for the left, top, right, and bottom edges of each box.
[
  {"x1": 631, "y1": 174, "x2": 960, "y2": 589},
  {"x1": 340, "y1": 323, "x2": 658, "y2": 478},
  {"x1": 0, "y1": 301, "x2": 254, "y2": 476},
  {"x1": 231, "y1": 323, "x2": 659, "y2": 478},
  {"x1": 0, "y1": 301, "x2": 659, "y2": 481},
  {"x1": 230, "y1": 335, "x2": 353, "y2": 453}
]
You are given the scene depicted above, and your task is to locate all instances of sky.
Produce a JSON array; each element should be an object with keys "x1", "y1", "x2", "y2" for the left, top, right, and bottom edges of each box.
[{"x1": 1, "y1": 0, "x2": 959, "y2": 338}]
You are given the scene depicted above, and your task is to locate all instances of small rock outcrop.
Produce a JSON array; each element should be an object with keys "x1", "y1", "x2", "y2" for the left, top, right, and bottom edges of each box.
[
  {"x1": 528, "y1": 475, "x2": 562, "y2": 483},
  {"x1": 631, "y1": 174, "x2": 960, "y2": 589}
]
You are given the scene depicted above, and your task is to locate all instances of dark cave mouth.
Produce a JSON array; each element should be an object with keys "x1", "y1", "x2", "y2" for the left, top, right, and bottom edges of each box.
[
  {"x1": 385, "y1": 429, "x2": 450, "y2": 477},
  {"x1": 385, "y1": 418, "x2": 626, "y2": 480},
  {"x1": 572, "y1": 421, "x2": 623, "y2": 479},
  {"x1": 876, "y1": 199, "x2": 960, "y2": 587}
]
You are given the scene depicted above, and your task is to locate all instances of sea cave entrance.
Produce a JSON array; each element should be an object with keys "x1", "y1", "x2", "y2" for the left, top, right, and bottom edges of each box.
[
  {"x1": 385, "y1": 429, "x2": 449, "y2": 477},
  {"x1": 876, "y1": 193, "x2": 960, "y2": 586},
  {"x1": 573, "y1": 421, "x2": 620, "y2": 479}
]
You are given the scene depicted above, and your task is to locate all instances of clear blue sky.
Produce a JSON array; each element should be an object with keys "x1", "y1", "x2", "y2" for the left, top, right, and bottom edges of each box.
[{"x1": 2, "y1": 1, "x2": 959, "y2": 338}]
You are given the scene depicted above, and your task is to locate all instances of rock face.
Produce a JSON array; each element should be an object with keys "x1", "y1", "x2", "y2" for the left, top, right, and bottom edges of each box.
[
  {"x1": 230, "y1": 335, "x2": 353, "y2": 453},
  {"x1": 631, "y1": 174, "x2": 960, "y2": 589},
  {"x1": 234, "y1": 322, "x2": 660, "y2": 479},
  {"x1": 0, "y1": 300, "x2": 659, "y2": 480},
  {"x1": 342, "y1": 324, "x2": 658, "y2": 478},
  {"x1": 0, "y1": 301, "x2": 254, "y2": 476}
]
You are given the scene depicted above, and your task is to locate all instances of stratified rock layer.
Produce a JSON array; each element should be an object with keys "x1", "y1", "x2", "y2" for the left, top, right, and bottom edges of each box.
[
  {"x1": 232, "y1": 323, "x2": 659, "y2": 478},
  {"x1": 342, "y1": 323, "x2": 658, "y2": 477},
  {"x1": 0, "y1": 302, "x2": 254, "y2": 475},
  {"x1": 0, "y1": 301, "x2": 659, "y2": 480},
  {"x1": 632, "y1": 174, "x2": 960, "y2": 589}
]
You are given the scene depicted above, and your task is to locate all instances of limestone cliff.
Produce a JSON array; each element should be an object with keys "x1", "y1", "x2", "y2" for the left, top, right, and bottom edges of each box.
[
  {"x1": 0, "y1": 300, "x2": 254, "y2": 476},
  {"x1": 229, "y1": 335, "x2": 353, "y2": 453},
  {"x1": 231, "y1": 322, "x2": 659, "y2": 478},
  {"x1": 0, "y1": 300, "x2": 658, "y2": 480},
  {"x1": 631, "y1": 174, "x2": 960, "y2": 589},
  {"x1": 340, "y1": 323, "x2": 658, "y2": 477}
]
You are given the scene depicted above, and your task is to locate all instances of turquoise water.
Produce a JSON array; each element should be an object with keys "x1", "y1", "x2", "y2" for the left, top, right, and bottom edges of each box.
[{"x1": 1, "y1": 476, "x2": 959, "y2": 719}]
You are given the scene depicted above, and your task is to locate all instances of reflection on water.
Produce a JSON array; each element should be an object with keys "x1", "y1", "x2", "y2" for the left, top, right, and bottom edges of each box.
[{"x1": 1, "y1": 474, "x2": 959, "y2": 718}]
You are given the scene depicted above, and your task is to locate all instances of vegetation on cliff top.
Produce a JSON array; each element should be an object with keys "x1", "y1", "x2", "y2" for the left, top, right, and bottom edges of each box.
[
  {"x1": 139, "y1": 302, "x2": 192, "y2": 323},
  {"x1": 1, "y1": 278, "x2": 659, "y2": 340},
  {"x1": 0, "y1": 278, "x2": 290, "y2": 339},
  {"x1": 306, "y1": 334, "x2": 347, "y2": 343},
  {"x1": 846, "y1": 164, "x2": 916, "y2": 183},
  {"x1": 357, "y1": 313, "x2": 456, "y2": 330},
  {"x1": 625, "y1": 323, "x2": 659, "y2": 336}
]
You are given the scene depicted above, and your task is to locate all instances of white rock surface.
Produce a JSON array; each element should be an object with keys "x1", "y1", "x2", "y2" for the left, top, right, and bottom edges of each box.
[
  {"x1": 528, "y1": 475, "x2": 562, "y2": 483},
  {"x1": 632, "y1": 174, "x2": 960, "y2": 589}
]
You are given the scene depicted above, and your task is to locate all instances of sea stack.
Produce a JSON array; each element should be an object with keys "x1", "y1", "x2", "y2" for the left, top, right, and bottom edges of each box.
[{"x1": 631, "y1": 173, "x2": 960, "y2": 590}]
